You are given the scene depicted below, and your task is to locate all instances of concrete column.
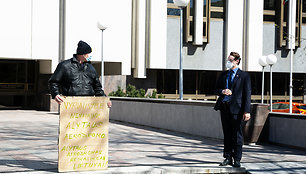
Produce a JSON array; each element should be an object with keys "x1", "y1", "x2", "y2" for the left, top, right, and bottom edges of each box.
[
  {"x1": 245, "y1": 0, "x2": 263, "y2": 71},
  {"x1": 132, "y1": 0, "x2": 147, "y2": 78},
  {"x1": 225, "y1": 0, "x2": 244, "y2": 66},
  {"x1": 193, "y1": 0, "x2": 204, "y2": 45},
  {"x1": 147, "y1": 0, "x2": 167, "y2": 69}
]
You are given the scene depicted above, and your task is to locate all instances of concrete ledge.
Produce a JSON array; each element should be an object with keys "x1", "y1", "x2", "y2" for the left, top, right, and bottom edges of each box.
[
  {"x1": 109, "y1": 97, "x2": 224, "y2": 140},
  {"x1": 25, "y1": 166, "x2": 246, "y2": 174},
  {"x1": 269, "y1": 113, "x2": 306, "y2": 149},
  {"x1": 110, "y1": 97, "x2": 216, "y2": 106}
]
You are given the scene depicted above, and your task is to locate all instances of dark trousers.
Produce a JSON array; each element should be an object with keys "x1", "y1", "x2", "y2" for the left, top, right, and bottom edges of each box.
[{"x1": 220, "y1": 102, "x2": 243, "y2": 161}]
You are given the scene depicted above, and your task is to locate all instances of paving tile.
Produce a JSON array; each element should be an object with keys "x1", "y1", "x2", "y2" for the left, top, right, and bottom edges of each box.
[{"x1": 0, "y1": 110, "x2": 305, "y2": 174}]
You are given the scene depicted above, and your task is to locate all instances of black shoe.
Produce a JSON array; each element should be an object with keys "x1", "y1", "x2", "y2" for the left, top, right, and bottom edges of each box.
[
  {"x1": 219, "y1": 158, "x2": 233, "y2": 166},
  {"x1": 233, "y1": 160, "x2": 241, "y2": 168}
]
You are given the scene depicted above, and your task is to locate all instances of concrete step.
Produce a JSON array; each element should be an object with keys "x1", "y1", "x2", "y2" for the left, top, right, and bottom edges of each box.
[{"x1": 13, "y1": 166, "x2": 246, "y2": 174}]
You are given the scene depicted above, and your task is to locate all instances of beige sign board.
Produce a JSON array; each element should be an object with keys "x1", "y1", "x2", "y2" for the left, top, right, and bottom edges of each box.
[{"x1": 58, "y1": 96, "x2": 109, "y2": 172}]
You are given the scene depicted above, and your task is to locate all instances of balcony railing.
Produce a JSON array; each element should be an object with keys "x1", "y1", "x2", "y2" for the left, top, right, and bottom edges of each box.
[{"x1": 161, "y1": 94, "x2": 304, "y2": 103}]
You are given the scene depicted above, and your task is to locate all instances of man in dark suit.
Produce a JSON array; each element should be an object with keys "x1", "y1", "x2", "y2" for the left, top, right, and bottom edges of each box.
[{"x1": 214, "y1": 52, "x2": 251, "y2": 168}]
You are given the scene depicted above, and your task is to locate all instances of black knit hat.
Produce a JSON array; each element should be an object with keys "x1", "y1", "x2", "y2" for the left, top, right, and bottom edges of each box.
[{"x1": 76, "y1": 40, "x2": 92, "y2": 55}]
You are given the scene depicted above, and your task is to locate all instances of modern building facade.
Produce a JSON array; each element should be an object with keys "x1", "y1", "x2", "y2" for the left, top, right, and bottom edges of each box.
[{"x1": 0, "y1": 0, "x2": 305, "y2": 109}]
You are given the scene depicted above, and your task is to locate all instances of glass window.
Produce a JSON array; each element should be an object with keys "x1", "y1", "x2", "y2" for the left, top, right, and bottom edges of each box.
[
  {"x1": 203, "y1": 22, "x2": 207, "y2": 36},
  {"x1": 211, "y1": 12, "x2": 224, "y2": 18},
  {"x1": 264, "y1": 15, "x2": 275, "y2": 22},
  {"x1": 263, "y1": 0, "x2": 277, "y2": 23},
  {"x1": 190, "y1": 0, "x2": 194, "y2": 16},
  {"x1": 272, "y1": 104, "x2": 281, "y2": 109},
  {"x1": 279, "y1": 104, "x2": 289, "y2": 109},
  {"x1": 297, "y1": 0, "x2": 306, "y2": 23},
  {"x1": 178, "y1": 0, "x2": 224, "y2": 44},
  {"x1": 167, "y1": 0, "x2": 182, "y2": 17},
  {"x1": 167, "y1": 8, "x2": 180, "y2": 16},
  {"x1": 264, "y1": 0, "x2": 275, "y2": 10},
  {"x1": 157, "y1": 70, "x2": 177, "y2": 94},
  {"x1": 183, "y1": 70, "x2": 196, "y2": 94},
  {"x1": 211, "y1": 0, "x2": 223, "y2": 7},
  {"x1": 210, "y1": 0, "x2": 224, "y2": 19},
  {"x1": 0, "y1": 60, "x2": 35, "y2": 90},
  {"x1": 283, "y1": 2, "x2": 288, "y2": 22},
  {"x1": 303, "y1": 0, "x2": 306, "y2": 13},
  {"x1": 190, "y1": 20, "x2": 194, "y2": 36},
  {"x1": 198, "y1": 71, "x2": 217, "y2": 95},
  {"x1": 0, "y1": 61, "x2": 25, "y2": 83},
  {"x1": 203, "y1": 0, "x2": 207, "y2": 17},
  {"x1": 297, "y1": 105, "x2": 306, "y2": 109}
]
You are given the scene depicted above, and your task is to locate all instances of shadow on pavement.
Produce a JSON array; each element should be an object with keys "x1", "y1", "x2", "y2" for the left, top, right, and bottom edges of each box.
[{"x1": 0, "y1": 159, "x2": 58, "y2": 173}]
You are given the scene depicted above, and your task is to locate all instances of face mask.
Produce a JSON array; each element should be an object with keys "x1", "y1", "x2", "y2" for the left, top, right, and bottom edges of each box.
[
  {"x1": 226, "y1": 61, "x2": 234, "y2": 69},
  {"x1": 86, "y1": 56, "x2": 92, "y2": 62}
]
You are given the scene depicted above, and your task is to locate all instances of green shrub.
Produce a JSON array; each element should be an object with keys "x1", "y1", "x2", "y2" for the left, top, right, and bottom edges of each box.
[
  {"x1": 158, "y1": 93, "x2": 165, "y2": 99},
  {"x1": 109, "y1": 85, "x2": 164, "y2": 99},
  {"x1": 149, "y1": 90, "x2": 157, "y2": 98},
  {"x1": 139, "y1": 88, "x2": 146, "y2": 98},
  {"x1": 126, "y1": 84, "x2": 137, "y2": 97},
  {"x1": 108, "y1": 86, "x2": 125, "y2": 97}
]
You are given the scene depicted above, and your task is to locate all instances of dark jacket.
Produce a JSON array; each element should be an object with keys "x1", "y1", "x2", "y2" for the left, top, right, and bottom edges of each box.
[
  {"x1": 48, "y1": 55, "x2": 106, "y2": 98},
  {"x1": 214, "y1": 68, "x2": 251, "y2": 114}
]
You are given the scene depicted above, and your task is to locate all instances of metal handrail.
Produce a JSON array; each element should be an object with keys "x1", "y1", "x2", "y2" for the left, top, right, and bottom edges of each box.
[{"x1": 161, "y1": 93, "x2": 304, "y2": 102}]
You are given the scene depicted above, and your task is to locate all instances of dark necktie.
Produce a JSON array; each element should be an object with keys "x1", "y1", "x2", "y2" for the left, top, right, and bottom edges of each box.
[{"x1": 227, "y1": 70, "x2": 234, "y2": 89}]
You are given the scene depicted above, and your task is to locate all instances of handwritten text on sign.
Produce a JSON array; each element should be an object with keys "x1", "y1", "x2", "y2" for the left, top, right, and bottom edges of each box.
[{"x1": 58, "y1": 97, "x2": 109, "y2": 172}]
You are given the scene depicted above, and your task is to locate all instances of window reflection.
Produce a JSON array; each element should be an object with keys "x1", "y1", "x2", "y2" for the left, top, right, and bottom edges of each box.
[
  {"x1": 264, "y1": 0, "x2": 275, "y2": 10},
  {"x1": 167, "y1": 8, "x2": 180, "y2": 16},
  {"x1": 211, "y1": 0, "x2": 223, "y2": 7},
  {"x1": 190, "y1": 0, "x2": 194, "y2": 16},
  {"x1": 211, "y1": 12, "x2": 224, "y2": 18}
]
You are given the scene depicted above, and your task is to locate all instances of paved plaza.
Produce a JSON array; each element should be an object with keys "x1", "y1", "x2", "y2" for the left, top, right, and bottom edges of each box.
[{"x1": 0, "y1": 110, "x2": 305, "y2": 173}]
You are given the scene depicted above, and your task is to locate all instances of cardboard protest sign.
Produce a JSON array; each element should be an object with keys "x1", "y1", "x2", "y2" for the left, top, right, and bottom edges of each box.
[{"x1": 58, "y1": 96, "x2": 109, "y2": 172}]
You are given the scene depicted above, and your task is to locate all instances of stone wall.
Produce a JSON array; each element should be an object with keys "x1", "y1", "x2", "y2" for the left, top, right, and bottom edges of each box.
[
  {"x1": 109, "y1": 97, "x2": 269, "y2": 143},
  {"x1": 269, "y1": 113, "x2": 306, "y2": 149}
]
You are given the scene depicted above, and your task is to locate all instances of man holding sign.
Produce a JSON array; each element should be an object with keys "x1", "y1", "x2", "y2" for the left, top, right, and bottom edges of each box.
[
  {"x1": 48, "y1": 40, "x2": 111, "y2": 108},
  {"x1": 49, "y1": 41, "x2": 111, "y2": 172}
]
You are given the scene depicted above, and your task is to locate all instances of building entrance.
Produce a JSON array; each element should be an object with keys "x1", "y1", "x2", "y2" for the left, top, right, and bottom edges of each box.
[{"x1": 0, "y1": 60, "x2": 38, "y2": 108}]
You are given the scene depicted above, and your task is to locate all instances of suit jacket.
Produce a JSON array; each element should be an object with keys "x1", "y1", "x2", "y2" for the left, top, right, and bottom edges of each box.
[{"x1": 214, "y1": 68, "x2": 251, "y2": 115}]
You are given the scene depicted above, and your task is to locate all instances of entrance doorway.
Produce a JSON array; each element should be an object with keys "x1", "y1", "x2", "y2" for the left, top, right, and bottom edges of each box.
[{"x1": 0, "y1": 60, "x2": 38, "y2": 108}]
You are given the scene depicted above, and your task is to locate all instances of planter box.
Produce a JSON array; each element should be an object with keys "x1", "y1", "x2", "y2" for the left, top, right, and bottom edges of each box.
[
  {"x1": 109, "y1": 97, "x2": 269, "y2": 144},
  {"x1": 243, "y1": 104, "x2": 269, "y2": 143}
]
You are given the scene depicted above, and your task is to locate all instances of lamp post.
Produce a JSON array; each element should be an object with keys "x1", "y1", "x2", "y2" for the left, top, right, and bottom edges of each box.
[
  {"x1": 97, "y1": 21, "x2": 107, "y2": 89},
  {"x1": 258, "y1": 56, "x2": 268, "y2": 104},
  {"x1": 287, "y1": 0, "x2": 296, "y2": 114},
  {"x1": 173, "y1": 0, "x2": 190, "y2": 100},
  {"x1": 266, "y1": 54, "x2": 277, "y2": 112}
]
